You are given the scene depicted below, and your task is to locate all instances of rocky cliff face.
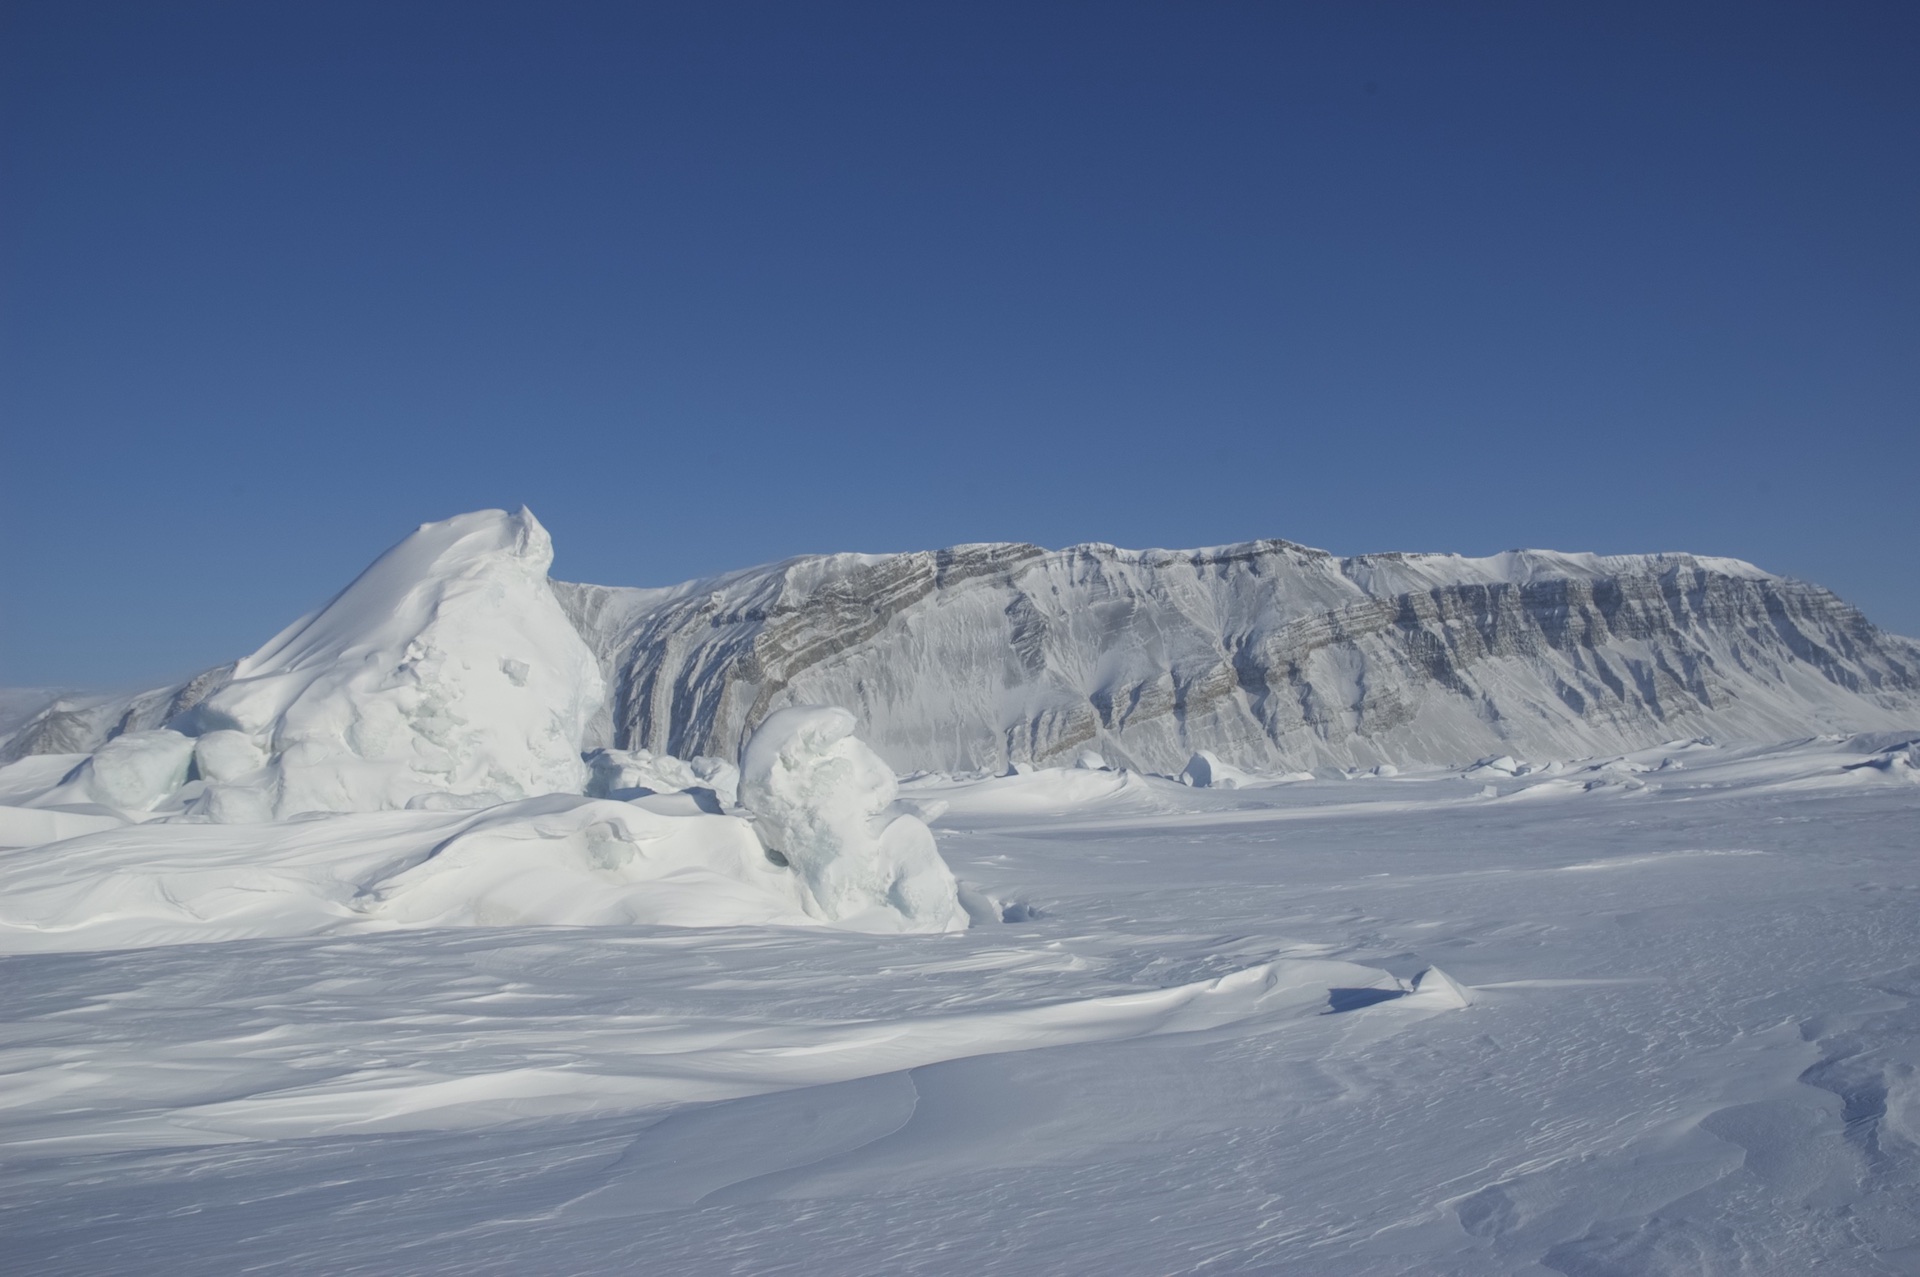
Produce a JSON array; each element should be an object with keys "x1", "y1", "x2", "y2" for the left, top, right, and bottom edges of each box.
[{"x1": 555, "y1": 541, "x2": 1920, "y2": 774}]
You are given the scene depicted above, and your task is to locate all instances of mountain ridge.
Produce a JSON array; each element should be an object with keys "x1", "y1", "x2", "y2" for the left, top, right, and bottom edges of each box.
[
  {"x1": 7, "y1": 523, "x2": 1916, "y2": 775},
  {"x1": 551, "y1": 536, "x2": 1920, "y2": 774}
]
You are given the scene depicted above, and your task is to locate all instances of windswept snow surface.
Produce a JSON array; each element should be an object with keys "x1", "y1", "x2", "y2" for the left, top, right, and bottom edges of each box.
[
  {"x1": 0, "y1": 795, "x2": 817, "y2": 951},
  {"x1": 2, "y1": 734, "x2": 1918, "y2": 1273}
]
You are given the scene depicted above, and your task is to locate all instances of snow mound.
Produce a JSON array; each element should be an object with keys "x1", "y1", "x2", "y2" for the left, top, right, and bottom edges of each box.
[
  {"x1": 0, "y1": 795, "x2": 817, "y2": 953},
  {"x1": 1841, "y1": 738, "x2": 1920, "y2": 784},
  {"x1": 0, "y1": 754, "x2": 87, "y2": 806},
  {"x1": 1181, "y1": 750, "x2": 1250, "y2": 789},
  {"x1": 586, "y1": 747, "x2": 740, "y2": 807},
  {"x1": 182, "y1": 509, "x2": 605, "y2": 820},
  {"x1": 738, "y1": 707, "x2": 968, "y2": 933},
  {"x1": 1401, "y1": 965, "x2": 1475, "y2": 1009},
  {"x1": 926, "y1": 766, "x2": 1147, "y2": 817},
  {"x1": 356, "y1": 796, "x2": 806, "y2": 930},
  {"x1": 38, "y1": 729, "x2": 197, "y2": 812}
]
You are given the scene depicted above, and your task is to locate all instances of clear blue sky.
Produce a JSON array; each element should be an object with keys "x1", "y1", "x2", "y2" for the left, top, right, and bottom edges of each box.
[{"x1": 4, "y1": 1, "x2": 1916, "y2": 688}]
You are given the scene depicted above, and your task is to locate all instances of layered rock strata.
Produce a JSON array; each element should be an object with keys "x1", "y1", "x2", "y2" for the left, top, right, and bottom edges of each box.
[{"x1": 553, "y1": 540, "x2": 1920, "y2": 774}]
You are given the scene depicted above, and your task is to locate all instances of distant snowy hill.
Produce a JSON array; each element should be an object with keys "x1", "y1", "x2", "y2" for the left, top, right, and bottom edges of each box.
[
  {"x1": 0, "y1": 688, "x2": 67, "y2": 738},
  {"x1": 554, "y1": 540, "x2": 1920, "y2": 773},
  {"x1": 6, "y1": 520, "x2": 1918, "y2": 775}
]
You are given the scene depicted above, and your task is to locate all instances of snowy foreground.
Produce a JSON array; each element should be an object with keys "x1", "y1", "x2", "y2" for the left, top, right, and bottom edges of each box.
[{"x1": 4, "y1": 734, "x2": 1918, "y2": 1274}]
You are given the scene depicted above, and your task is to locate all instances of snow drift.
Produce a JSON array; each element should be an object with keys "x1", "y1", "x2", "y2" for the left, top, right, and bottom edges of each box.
[
  {"x1": 1182, "y1": 749, "x2": 1251, "y2": 789},
  {"x1": 0, "y1": 795, "x2": 817, "y2": 953}
]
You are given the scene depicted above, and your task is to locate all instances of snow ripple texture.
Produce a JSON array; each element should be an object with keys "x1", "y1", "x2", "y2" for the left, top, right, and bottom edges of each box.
[{"x1": 553, "y1": 539, "x2": 1920, "y2": 773}]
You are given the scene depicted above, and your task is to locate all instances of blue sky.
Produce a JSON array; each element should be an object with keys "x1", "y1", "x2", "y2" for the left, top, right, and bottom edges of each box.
[{"x1": 3, "y1": 1, "x2": 1916, "y2": 687}]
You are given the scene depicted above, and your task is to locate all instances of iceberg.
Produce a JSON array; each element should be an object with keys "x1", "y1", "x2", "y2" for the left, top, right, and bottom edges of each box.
[
  {"x1": 739, "y1": 706, "x2": 967, "y2": 933},
  {"x1": 180, "y1": 508, "x2": 605, "y2": 821}
]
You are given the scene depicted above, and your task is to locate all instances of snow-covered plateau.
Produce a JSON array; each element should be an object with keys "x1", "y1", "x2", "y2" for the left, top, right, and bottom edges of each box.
[
  {"x1": 2, "y1": 508, "x2": 1916, "y2": 1273},
  {"x1": 555, "y1": 535, "x2": 1920, "y2": 774}
]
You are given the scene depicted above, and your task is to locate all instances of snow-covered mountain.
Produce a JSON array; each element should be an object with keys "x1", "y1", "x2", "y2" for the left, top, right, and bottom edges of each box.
[
  {"x1": 7, "y1": 518, "x2": 1918, "y2": 776},
  {"x1": 555, "y1": 539, "x2": 1920, "y2": 773}
]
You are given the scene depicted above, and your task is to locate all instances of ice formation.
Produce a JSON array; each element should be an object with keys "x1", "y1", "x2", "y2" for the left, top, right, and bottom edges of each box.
[
  {"x1": 0, "y1": 730, "x2": 966, "y2": 947},
  {"x1": 585, "y1": 747, "x2": 740, "y2": 808},
  {"x1": 40, "y1": 729, "x2": 198, "y2": 811},
  {"x1": 179, "y1": 508, "x2": 606, "y2": 821},
  {"x1": 0, "y1": 509, "x2": 977, "y2": 942},
  {"x1": 738, "y1": 706, "x2": 968, "y2": 933}
]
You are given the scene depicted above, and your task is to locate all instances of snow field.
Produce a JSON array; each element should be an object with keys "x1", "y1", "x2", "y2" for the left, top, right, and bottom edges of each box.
[{"x1": 0, "y1": 736, "x2": 1915, "y2": 1273}]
